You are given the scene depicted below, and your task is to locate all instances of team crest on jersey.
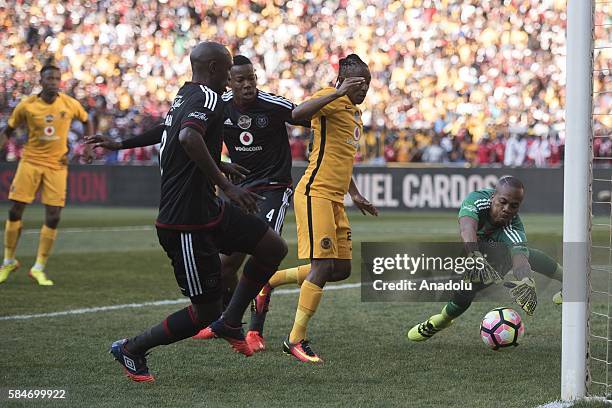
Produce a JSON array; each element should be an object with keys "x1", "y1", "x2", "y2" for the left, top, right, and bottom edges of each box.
[
  {"x1": 45, "y1": 115, "x2": 54, "y2": 123},
  {"x1": 237, "y1": 115, "x2": 252, "y2": 130},
  {"x1": 239, "y1": 131, "x2": 254, "y2": 146},
  {"x1": 256, "y1": 115, "x2": 268, "y2": 128},
  {"x1": 320, "y1": 237, "x2": 332, "y2": 250}
]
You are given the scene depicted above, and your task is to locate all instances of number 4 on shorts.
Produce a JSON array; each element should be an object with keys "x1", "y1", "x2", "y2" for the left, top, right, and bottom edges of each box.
[{"x1": 266, "y1": 209, "x2": 274, "y2": 222}]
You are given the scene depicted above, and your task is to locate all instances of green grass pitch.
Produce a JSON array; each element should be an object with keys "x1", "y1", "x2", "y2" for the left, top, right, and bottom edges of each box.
[{"x1": 0, "y1": 205, "x2": 606, "y2": 407}]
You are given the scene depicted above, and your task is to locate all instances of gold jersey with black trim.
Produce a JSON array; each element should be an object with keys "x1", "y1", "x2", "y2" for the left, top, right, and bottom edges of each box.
[
  {"x1": 295, "y1": 87, "x2": 363, "y2": 203},
  {"x1": 8, "y1": 92, "x2": 89, "y2": 169}
]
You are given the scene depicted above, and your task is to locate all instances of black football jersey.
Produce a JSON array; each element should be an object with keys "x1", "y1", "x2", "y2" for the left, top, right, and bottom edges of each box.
[
  {"x1": 156, "y1": 82, "x2": 224, "y2": 228},
  {"x1": 222, "y1": 90, "x2": 298, "y2": 189}
]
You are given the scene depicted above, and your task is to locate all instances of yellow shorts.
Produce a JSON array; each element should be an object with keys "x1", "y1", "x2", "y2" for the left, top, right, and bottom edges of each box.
[
  {"x1": 9, "y1": 160, "x2": 68, "y2": 207},
  {"x1": 294, "y1": 193, "x2": 352, "y2": 260}
]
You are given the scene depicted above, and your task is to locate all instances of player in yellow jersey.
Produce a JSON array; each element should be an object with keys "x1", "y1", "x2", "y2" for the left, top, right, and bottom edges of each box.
[
  {"x1": 275, "y1": 54, "x2": 378, "y2": 363},
  {"x1": 0, "y1": 61, "x2": 93, "y2": 285}
]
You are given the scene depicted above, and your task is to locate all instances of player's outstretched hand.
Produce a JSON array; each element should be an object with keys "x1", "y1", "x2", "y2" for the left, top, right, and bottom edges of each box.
[
  {"x1": 224, "y1": 184, "x2": 264, "y2": 214},
  {"x1": 463, "y1": 250, "x2": 503, "y2": 285},
  {"x1": 504, "y1": 277, "x2": 537, "y2": 315},
  {"x1": 81, "y1": 144, "x2": 96, "y2": 164},
  {"x1": 336, "y1": 77, "x2": 366, "y2": 97},
  {"x1": 85, "y1": 133, "x2": 122, "y2": 151},
  {"x1": 351, "y1": 193, "x2": 378, "y2": 216},
  {"x1": 219, "y1": 162, "x2": 249, "y2": 184}
]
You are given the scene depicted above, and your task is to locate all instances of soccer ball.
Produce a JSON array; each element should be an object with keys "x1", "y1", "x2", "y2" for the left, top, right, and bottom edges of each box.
[{"x1": 480, "y1": 307, "x2": 525, "y2": 350}]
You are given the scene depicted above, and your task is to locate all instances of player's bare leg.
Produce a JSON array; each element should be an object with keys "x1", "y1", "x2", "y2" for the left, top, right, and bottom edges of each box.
[
  {"x1": 220, "y1": 252, "x2": 246, "y2": 308},
  {"x1": 198, "y1": 228, "x2": 287, "y2": 354},
  {"x1": 246, "y1": 264, "x2": 311, "y2": 350}
]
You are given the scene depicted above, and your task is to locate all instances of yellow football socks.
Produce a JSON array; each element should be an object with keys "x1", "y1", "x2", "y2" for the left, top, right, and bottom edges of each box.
[
  {"x1": 289, "y1": 280, "x2": 323, "y2": 343},
  {"x1": 269, "y1": 264, "x2": 311, "y2": 288},
  {"x1": 4, "y1": 220, "x2": 22, "y2": 263},
  {"x1": 34, "y1": 225, "x2": 58, "y2": 270}
]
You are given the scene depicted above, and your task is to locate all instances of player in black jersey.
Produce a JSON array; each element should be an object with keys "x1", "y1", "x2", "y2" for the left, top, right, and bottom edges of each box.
[
  {"x1": 88, "y1": 42, "x2": 288, "y2": 382},
  {"x1": 197, "y1": 55, "x2": 309, "y2": 352}
]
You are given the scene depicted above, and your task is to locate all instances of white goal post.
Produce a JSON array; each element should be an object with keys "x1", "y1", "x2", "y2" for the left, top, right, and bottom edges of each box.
[{"x1": 562, "y1": 0, "x2": 594, "y2": 400}]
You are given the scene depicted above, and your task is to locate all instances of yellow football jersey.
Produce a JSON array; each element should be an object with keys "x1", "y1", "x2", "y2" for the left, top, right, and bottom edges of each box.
[
  {"x1": 295, "y1": 87, "x2": 363, "y2": 203},
  {"x1": 8, "y1": 92, "x2": 89, "y2": 169}
]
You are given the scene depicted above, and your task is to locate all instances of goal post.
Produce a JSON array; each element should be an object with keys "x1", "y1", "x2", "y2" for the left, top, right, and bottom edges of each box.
[{"x1": 562, "y1": 0, "x2": 594, "y2": 400}]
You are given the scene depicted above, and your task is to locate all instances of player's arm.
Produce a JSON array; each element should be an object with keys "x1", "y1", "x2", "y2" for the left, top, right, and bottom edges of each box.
[
  {"x1": 502, "y1": 217, "x2": 537, "y2": 315},
  {"x1": 178, "y1": 128, "x2": 261, "y2": 214},
  {"x1": 292, "y1": 77, "x2": 366, "y2": 121},
  {"x1": 457, "y1": 193, "x2": 503, "y2": 284},
  {"x1": 84, "y1": 119, "x2": 94, "y2": 138},
  {"x1": 218, "y1": 161, "x2": 248, "y2": 184},
  {"x1": 286, "y1": 109, "x2": 310, "y2": 128},
  {"x1": 1, "y1": 101, "x2": 24, "y2": 150},
  {"x1": 80, "y1": 114, "x2": 95, "y2": 163},
  {"x1": 458, "y1": 216, "x2": 479, "y2": 254},
  {"x1": 0, "y1": 125, "x2": 15, "y2": 151},
  {"x1": 500, "y1": 216, "x2": 531, "y2": 277},
  {"x1": 510, "y1": 253, "x2": 532, "y2": 279},
  {"x1": 85, "y1": 124, "x2": 164, "y2": 151},
  {"x1": 458, "y1": 216, "x2": 502, "y2": 284},
  {"x1": 348, "y1": 177, "x2": 378, "y2": 216},
  {"x1": 286, "y1": 108, "x2": 311, "y2": 128},
  {"x1": 278, "y1": 99, "x2": 310, "y2": 128},
  {"x1": 457, "y1": 192, "x2": 483, "y2": 253}
]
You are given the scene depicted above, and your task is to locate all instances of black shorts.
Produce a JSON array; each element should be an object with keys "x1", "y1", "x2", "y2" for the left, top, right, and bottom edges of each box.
[
  {"x1": 252, "y1": 187, "x2": 293, "y2": 234},
  {"x1": 156, "y1": 203, "x2": 269, "y2": 303}
]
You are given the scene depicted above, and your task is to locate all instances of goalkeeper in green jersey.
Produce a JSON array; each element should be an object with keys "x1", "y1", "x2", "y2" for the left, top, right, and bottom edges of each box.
[{"x1": 407, "y1": 175, "x2": 563, "y2": 342}]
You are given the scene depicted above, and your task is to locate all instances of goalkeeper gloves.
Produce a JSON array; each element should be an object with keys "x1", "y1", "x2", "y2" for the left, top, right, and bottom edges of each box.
[
  {"x1": 462, "y1": 250, "x2": 503, "y2": 285},
  {"x1": 504, "y1": 277, "x2": 538, "y2": 315}
]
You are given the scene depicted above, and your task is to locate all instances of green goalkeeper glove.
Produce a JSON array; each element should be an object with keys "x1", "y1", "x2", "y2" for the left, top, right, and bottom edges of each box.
[
  {"x1": 504, "y1": 277, "x2": 538, "y2": 315},
  {"x1": 462, "y1": 250, "x2": 503, "y2": 285}
]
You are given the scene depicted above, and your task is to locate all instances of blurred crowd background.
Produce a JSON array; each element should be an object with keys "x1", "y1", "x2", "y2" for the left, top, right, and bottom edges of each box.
[{"x1": 0, "y1": 0, "x2": 610, "y2": 166}]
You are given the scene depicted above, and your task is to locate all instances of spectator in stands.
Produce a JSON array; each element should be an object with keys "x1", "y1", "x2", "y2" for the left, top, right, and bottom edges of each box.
[
  {"x1": 422, "y1": 136, "x2": 448, "y2": 163},
  {"x1": 528, "y1": 136, "x2": 551, "y2": 168},
  {"x1": 504, "y1": 134, "x2": 528, "y2": 167}
]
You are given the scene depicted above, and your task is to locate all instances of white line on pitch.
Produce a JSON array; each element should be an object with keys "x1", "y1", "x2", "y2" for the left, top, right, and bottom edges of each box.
[
  {"x1": 0, "y1": 283, "x2": 361, "y2": 321},
  {"x1": 21, "y1": 225, "x2": 155, "y2": 235}
]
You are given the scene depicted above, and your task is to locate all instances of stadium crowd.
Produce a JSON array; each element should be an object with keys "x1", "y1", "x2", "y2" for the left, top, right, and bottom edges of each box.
[{"x1": 0, "y1": 0, "x2": 610, "y2": 166}]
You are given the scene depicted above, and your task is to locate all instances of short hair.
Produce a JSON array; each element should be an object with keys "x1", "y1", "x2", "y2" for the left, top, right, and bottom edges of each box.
[
  {"x1": 338, "y1": 54, "x2": 368, "y2": 77},
  {"x1": 233, "y1": 55, "x2": 253, "y2": 66},
  {"x1": 40, "y1": 58, "x2": 60, "y2": 75},
  {"x1": 497, "y1": 176, "x2": 524, "y2": 190}
]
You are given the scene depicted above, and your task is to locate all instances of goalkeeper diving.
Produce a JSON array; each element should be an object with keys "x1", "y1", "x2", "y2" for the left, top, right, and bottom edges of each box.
[{"x1": 407, "y1": 175, "x2": 563, "y2": 342}]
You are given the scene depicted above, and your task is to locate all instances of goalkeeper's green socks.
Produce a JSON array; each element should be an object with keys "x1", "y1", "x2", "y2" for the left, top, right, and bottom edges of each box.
[
  {"x1": 431, "y1": 301, "x2": 469, "y2": 327},
  {"x1": 527, "y1": 247, "x2": 563, "y2": 304},
  {"x1": 407, "y1": 301, "x2": 469, "y2": 341},
  {"x1": 529, "y1": 248, "x2": 562, "y2": 281}
]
